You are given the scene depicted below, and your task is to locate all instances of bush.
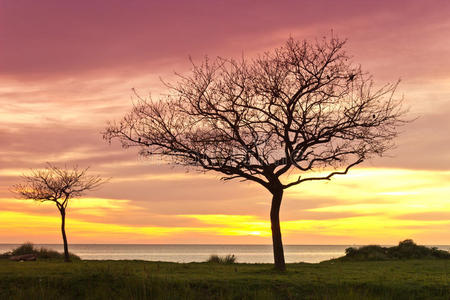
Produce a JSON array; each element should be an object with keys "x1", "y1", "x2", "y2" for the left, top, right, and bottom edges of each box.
[
  {"x1": 344, "y1": 245, "x2": 389, "y2": 261},
  {"x1": 37, "y1": 247, "x2": 81, "y2": 261},
  {"x1": 2, "y1": 242, "x2": 81, "y2": 260},
  {"x1": 11, "y1": 242, "x2": 35, "y2": 256},
  {"x1": 207, "y1": 254, "x2": 236, "y2": 264},
  {"x1": 338, "y1": 239, "x2": 450, "y2": 261}
]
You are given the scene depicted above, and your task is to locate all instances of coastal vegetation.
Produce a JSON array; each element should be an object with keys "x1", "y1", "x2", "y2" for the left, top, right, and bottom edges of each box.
[
  {"x1": 337, "y1": 239, "x2": 450, "y2": 261},
  {"x1": 0, "y1": 259, "x2": 448, "y2": 299},
  {"x1": 206, "y1": 254, "x2": 237, "y2": 264},
  {"x1": 0, "y1": 242, "x2": 80, "y2": 261},
  {"x1": 1, "y1": 241, "x2": 449, "y2": 299}
]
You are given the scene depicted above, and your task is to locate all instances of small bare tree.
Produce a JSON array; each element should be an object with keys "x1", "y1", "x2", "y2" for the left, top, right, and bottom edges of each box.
[
  {"x1": 12, "y1": 164, "x2": 105, "y2": 262},
  {"x1": 104, "y1": 36, "x2": 407, "y2": 270}
]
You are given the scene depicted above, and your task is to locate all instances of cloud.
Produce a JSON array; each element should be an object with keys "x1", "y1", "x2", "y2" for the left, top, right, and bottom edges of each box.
[
  {"x1": 395, "y1": 212, "x2": 450, "y2": 221},
  {"x1": 2, "y1": 0, "x2": 448, "y2": 79}
]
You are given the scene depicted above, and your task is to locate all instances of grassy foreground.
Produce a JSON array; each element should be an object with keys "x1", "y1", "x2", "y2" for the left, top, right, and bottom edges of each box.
[{"x1": 0, "y1": 259, "x2": 449, "y2": 299}]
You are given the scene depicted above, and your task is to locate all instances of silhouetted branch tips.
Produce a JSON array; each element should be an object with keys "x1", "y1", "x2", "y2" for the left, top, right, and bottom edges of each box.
[
  {"x1": 104, "y1": 36, "x2": 406, "y2": 191},
  {"x1": 12, "y1": 163, "x2": 105, "y2": 205}
]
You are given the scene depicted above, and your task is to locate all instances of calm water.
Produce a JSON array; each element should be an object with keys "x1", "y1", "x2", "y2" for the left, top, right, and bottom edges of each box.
[{"x1": 1, "y1": 244, "x2": 449, "y2": 263}]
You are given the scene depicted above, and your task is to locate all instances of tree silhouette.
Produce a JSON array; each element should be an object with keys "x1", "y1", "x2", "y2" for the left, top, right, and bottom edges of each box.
[
  {"x1": 104, "y1": 36, "x2": 406, "y2": 270},
  {"x1": 12, "y1": 164, "x2": 105, "y2": 262}
]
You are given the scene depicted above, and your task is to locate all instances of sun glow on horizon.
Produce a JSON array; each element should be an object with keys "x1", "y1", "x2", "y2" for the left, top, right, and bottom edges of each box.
[{"x1": 0, "y1": 166, "x2": 448, "y2": 244}]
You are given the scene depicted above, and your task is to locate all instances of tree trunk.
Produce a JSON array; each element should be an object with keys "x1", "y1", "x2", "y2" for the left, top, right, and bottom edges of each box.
[
  {"x1": 60, "y1": 209, "x2": 70, "y2": 262},
  {"x1": 270, "y1": 188, "x2": 285, "y2": 271}
]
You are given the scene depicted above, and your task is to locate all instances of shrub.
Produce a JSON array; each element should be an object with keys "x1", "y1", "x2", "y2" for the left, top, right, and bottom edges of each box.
[
  {"x1": 37, "y1": 247, "x2": 81, "y2": 260},
  {"x1": 344, "y1": 245, "x2": 389, "y2": 261},
  {"x1": 338, "y1": 239, "x2": 450, "y2": 261},
  {"x1": 3, "y1": 242, "x2": 81, "y2": 260},
  {"x1": 207, "y1": 254, "x2": 236, "y2": 264},
  {"x1": 11, "y1": 242, "x2": 35, "y2": 256}
]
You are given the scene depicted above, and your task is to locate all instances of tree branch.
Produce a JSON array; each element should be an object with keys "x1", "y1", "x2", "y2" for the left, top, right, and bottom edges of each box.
[{"x1": 282, "y1": 157, "x2": 364, "y2": 189}]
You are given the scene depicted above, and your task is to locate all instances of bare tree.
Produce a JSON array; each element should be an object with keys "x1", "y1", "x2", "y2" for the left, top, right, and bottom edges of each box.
[
  {"x1": 104, "y1": 36, "x2": 407, "y2": 270},
  {"x1": 12, "y1": 164, "x2": 105, "y2": 262}
]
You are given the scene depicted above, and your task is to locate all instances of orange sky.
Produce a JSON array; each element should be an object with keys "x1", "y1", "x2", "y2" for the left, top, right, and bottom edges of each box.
[{"x1": 1, "y1": 0, "x2": 449, "y2": 244}]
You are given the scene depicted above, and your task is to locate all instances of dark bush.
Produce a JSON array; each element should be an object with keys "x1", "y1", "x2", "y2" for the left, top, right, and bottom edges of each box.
[
  {"x1": 11, "y1": 242, "x2": 35, "y2": 256},
  {"x1": 2, "y1": 242, "x2": 80, "y2": 260},
  {"x1": 337, "y1": 239, "x2": 450, "y2": 261},
  {"x1": 344, "y1": 245, "x2": 388, "y2": 261}
]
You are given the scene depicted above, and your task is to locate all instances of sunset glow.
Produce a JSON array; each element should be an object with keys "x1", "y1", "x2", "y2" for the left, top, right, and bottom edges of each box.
[
  {"x1": 1, "y1": 0, "x2": 449, "y2": 246},
  {"x1": 1, "y1": 167, "x2": 449, "y2": 244}
]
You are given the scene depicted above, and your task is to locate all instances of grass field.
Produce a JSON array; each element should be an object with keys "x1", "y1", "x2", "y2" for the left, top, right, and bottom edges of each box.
[{"x1": 0, "y1": 259, "x2": 449, "y2": 299}]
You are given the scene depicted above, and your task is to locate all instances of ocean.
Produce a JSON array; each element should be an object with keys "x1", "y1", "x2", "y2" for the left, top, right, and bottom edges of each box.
[{"x1": 1, "y1": 244, "x2": 449, "y2": 263}]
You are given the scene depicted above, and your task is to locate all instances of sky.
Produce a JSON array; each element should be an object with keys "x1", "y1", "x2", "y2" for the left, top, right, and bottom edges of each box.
[{"x1": 1, "y1": 0, "x2": 450, "y2": 245}]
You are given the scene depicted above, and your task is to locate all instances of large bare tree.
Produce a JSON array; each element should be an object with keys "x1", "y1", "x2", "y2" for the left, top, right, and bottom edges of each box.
[
  {"x1": 104, "y1": 36, "x2": 406, "y2": 270},
  {"x1": 12, "y1": 164, "x2": 105, "y2": 262}
]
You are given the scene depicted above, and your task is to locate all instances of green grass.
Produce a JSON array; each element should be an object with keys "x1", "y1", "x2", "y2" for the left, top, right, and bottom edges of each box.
[{"x1": 0, "y1": 259, "x2": 448, "y2": 299}]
